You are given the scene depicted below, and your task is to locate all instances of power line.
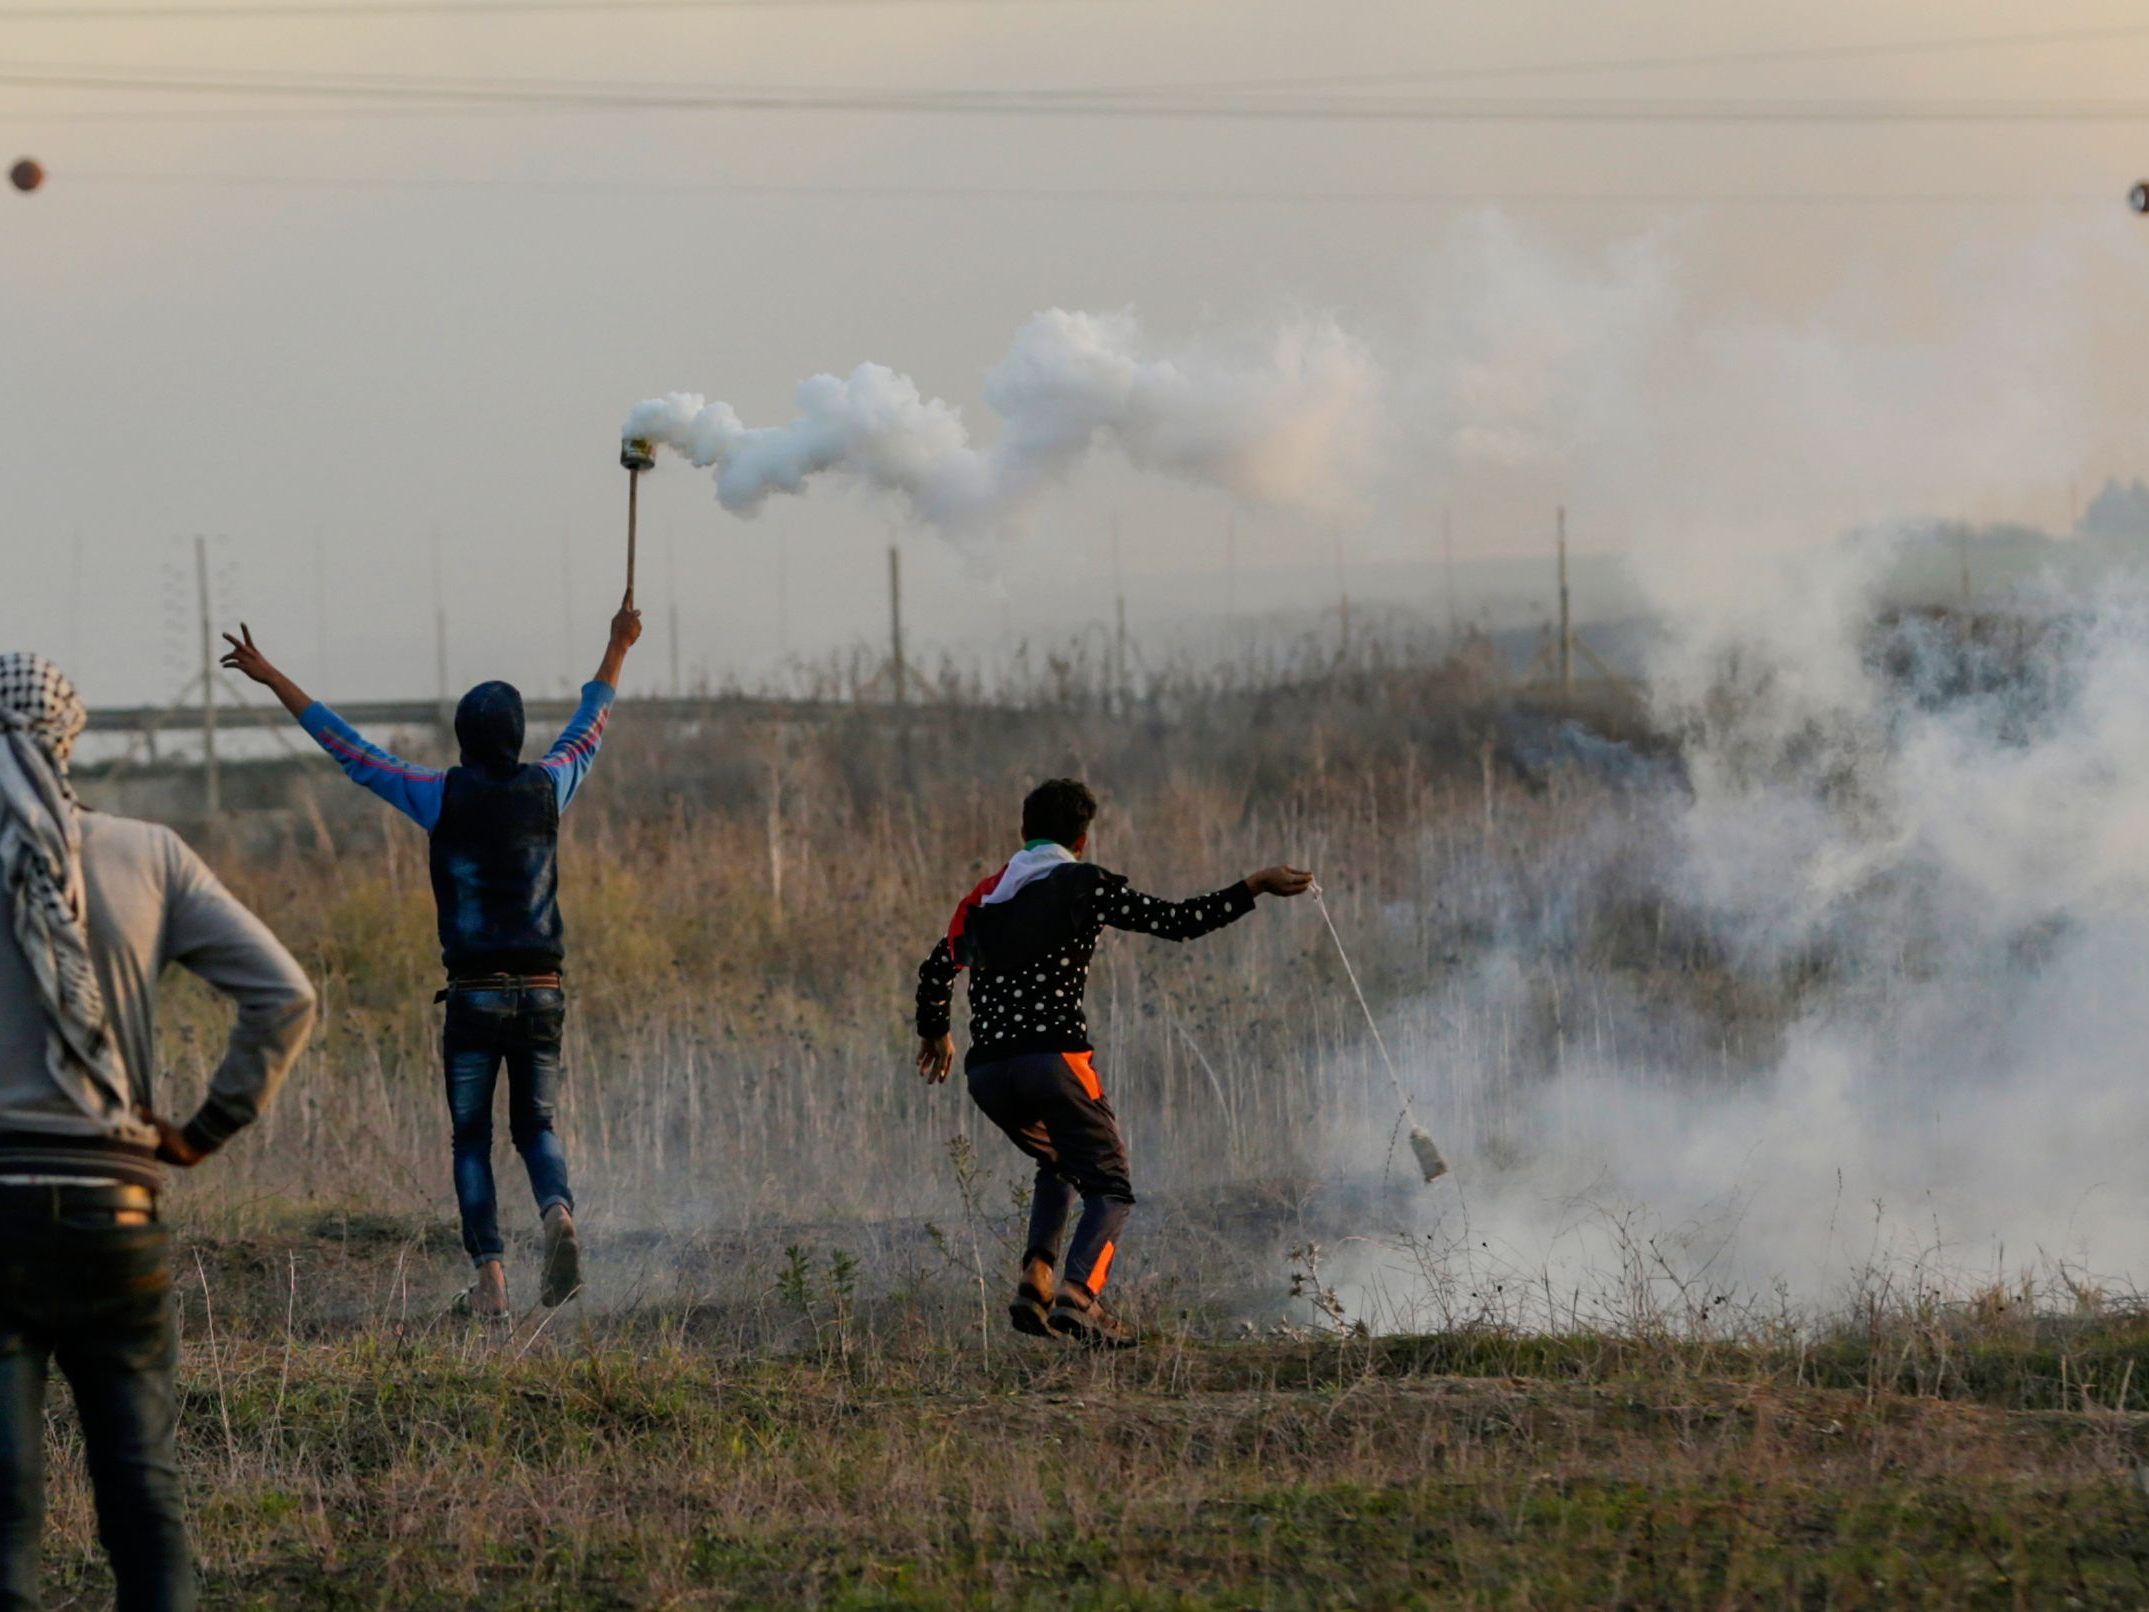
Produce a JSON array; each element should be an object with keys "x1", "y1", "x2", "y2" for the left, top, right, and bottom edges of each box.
[
  {"x1": 1104, "y1": 21, "x2": 2149, "y2": 96},
  {"x1": 15, "y1": 63, "x2": 2149, "y2": 123},
  {"x1": 0, "y1": 0, "x2": 1099, "y2": 15},
  {"x1": 46, "y1": 169, "x2": 2109, "y2": 205},
  {"x1": 0, "y1": 59, "x2": 937, "y2": 99}
]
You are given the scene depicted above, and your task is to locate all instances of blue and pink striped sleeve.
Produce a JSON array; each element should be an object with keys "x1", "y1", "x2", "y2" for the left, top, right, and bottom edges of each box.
[
  {"x1": 298, "y1": 702, "x2": 446, "y2": 831},
  {"x1": 539, "y1": 680, "x2": 615, "y2": 813}
]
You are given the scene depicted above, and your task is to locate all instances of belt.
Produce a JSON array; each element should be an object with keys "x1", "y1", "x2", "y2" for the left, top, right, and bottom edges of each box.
[
  {"x1": 436, "y1": 972, "x2": 563, "y2": 1002},
  {"x1": 0, "y1": 1131, "x2": 161, "y2": 1192},
  {"x1": 0, "y1": 1180, "x2": 156, "y2": 1225}
]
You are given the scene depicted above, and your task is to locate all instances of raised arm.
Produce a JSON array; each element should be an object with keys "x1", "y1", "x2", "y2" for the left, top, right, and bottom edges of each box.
[
  {"x1": 223, "y1": 622, "x2": 444, "y2": 829},
  {"x1": 539, "y1": 684, "x2": 614, "y2": 813},
  {"x1": 1100, "y1": 864, "x2": 1315, "y2": 942},
  {"x1": 147, "y1": 831, "x2": 317, "y2": 1166},
  {"x1": 594, "y1": 592, "x2": 642, "y2": 692},
  {"x1": 542, "y1": 596, "x2": 642, "y2": 813},
  {"x1": 220, "y1": 622, "x2": 311, "y2": 718}
]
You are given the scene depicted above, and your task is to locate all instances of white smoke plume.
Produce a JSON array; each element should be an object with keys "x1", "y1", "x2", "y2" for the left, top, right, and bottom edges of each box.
[
  {"x1": 1312, "y1": 562, "x2": 2149, "y2": 1332},
  {"x1": 624, "y1": 307, "x2": 1380, "y2": 538},
  {"x1": 1306, "y1": 212, "x2": 2149, "y2": 1326}
]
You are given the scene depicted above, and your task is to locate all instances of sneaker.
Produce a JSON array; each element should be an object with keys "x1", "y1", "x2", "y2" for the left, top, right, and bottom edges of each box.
[
  {"x1": 1009, "y1": 1253, "x2": 1055, "y2": 1338},
  {"x1": 540, "y1": 1205, "x2": 583, "y2": 1308},
  {"x1": 1049, "y1": 1285, "x2": 1137, "y2": 1350}
]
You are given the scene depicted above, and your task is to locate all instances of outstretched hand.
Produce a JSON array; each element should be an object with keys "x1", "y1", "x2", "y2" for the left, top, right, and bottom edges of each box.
[
  {"x1": 916, "y1": 1033, "x2": 956, "y2": 1085},
  {"x1": 1248, "y1": 865, "x2": 1316, "y2": 898},
  {"x1": 220, "y1": 624, "x2": 314, "y2": 718},
  {"x1": 219, "y1": 623, "x2": 275, "y2": 685}
]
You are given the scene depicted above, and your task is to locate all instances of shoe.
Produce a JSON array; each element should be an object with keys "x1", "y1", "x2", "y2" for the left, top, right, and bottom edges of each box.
[
  {"x1": 1010, "y1": 1253, "x2": 1055, "y2": 1338},
  {"x1": 540, "y1": 1205, "x2": 583, "y2": 1308},
  {"x1": 1049, "y1": 1284, "x2": 1137, "y2": 1350}
]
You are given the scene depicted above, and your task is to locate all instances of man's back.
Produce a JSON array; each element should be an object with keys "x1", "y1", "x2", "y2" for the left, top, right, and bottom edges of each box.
[
  {"x1": 0, "y1": 810, "x2": 315, "y2": 1164},
  {"x1": 429, "y1": 761, "x2": 567, "y2": 978}
]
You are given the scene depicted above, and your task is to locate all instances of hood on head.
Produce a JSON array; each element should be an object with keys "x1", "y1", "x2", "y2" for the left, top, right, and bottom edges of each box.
[{"x1": 454, "y1": 681, "x2": 525, "y2": 775}]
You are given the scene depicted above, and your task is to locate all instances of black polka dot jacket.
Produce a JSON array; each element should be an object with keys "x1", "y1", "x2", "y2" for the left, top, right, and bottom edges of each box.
[{"x1": 915, "y1": 859, "x2": 1256, "y2": 1070}]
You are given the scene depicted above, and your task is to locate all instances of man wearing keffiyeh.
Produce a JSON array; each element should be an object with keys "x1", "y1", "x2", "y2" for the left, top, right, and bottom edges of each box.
[{"x1": 0, "y1": 653, "x2": 316, "y2": 1612}]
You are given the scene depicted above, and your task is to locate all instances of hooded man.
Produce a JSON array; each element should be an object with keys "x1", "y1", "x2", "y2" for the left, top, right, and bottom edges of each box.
[
  {"x1": 914, "y1": 778, "x2": 1312, "y2": 1348},
  {"x1": 0, "y1": 653, "x2": 316, "y2": 1611},
  {"x1": 223, "y1": 595, "x2": 640, "y2": 1318}
]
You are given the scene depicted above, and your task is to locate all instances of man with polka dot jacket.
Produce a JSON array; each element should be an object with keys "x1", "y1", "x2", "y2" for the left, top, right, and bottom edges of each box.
[{"x1": 914, "y1": 778, "x2": 1314, "y2": 1348}]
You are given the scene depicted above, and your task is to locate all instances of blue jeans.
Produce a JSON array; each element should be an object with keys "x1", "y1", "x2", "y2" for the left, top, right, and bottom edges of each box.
[
  {"x1": 0, "y1": 1196, "x2": 189, "y2": 1612},
  {"x1": 442, "y1": 986, "x2": 573, "y2": 1266}
]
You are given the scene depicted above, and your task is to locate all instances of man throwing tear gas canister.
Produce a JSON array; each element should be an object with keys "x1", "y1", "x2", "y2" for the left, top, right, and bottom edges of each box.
[
  {"x1": 914, "y1": 778, "x2": 1312, "y2": 1348},
  {"x1": 0, "y1": 654, "x2": 316, "y2": 1611},
  {"x1": 224, "y1": 594, "x2": 640, "y2": 1319}
]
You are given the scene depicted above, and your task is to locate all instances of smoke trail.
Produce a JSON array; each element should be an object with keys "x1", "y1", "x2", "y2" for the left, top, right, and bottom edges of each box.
[{"x1": 624, "y1": 308, "x2": 1380, "y2": 538}]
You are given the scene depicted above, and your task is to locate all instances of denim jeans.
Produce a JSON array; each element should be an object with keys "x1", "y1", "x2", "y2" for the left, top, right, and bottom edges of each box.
[
  {"x1": 0, "y1": 1198, "x2": 189, "y2": 1612},
  {"x1": 442, "y1": 985, "x2": 573, "y2": 1265}
]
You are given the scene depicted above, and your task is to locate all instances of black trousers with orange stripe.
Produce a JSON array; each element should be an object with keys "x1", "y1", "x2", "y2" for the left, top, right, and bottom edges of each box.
[{"x1": 966, "y1": 1049, "x2": 1133, "y2": 1298}]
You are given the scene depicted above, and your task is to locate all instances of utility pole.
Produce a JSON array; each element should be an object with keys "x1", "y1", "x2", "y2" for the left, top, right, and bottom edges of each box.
[
  {"x1": 1443, "y1": 508, "x2": 1458, "y2": 647},
  {"x1": 1112, "y1": 516, "x2": 1128, "y2": 712},
  {"x1": 887, "y1": 536, "x2": 906, "y2": 708},
  {"x1": 1556, "y1": 505, "x2": 1572, "y2": 691},
  {"x1": 776, "y1": 532, "x2": 791, "y2": 666},
  {"x1": 194, "y1": 535, "x2": 218, "y2": 819},
  {"x1": 313, "y1": 527, "x2": 329, "y2": 690},
  {"x1": 68, "y1": 530, "x2": 82, "y2": 675},
  {"x1": 1225, "y1": 509, "x2": 1239, "y2": 620},
  {"x1": 433, "y1": 530, "x2": 451, "y2": 739},
  {"x1": 559, "y1": 527, "x2": 573, "y2": 695},
  {"x1": 1116, "y1": 595, "x2": 1130, "y2": 712},
  {"x1": 667, "y1": 529, "x2": 682, "y2": 698},
  {"x1": 1335, "y1": 527, "x2": 1351, "y2": 666}
]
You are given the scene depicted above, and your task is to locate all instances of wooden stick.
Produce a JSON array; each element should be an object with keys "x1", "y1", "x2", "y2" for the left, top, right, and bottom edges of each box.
[{"x1": 625, "y1": 468, "x2": 640, "y2": 606}]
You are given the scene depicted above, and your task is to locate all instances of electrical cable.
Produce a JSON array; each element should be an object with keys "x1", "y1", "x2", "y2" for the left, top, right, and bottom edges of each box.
[
  {"x1": 1108, "y1": 21, "x2": 2149, "y2": 98},
  {"x1": 0, "y1": 0, "x2": 1101, "y2": 16},
  {"x1": 35, "y1": 169, "x2": 2108, "y2": 206},
  {"x1": 14, "y1": 61, "x2": 2149, "y2": 123}
]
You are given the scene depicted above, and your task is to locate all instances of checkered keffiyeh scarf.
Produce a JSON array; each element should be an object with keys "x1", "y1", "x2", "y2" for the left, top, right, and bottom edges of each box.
[{"x1": 0, "y1": 655, "x2": 130, "y2": 1126}]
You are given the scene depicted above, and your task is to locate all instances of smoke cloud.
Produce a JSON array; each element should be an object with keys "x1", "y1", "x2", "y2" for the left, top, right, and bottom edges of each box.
[
  {"x1": 624, "y1": 210, "x2": 2149, "y2": 1320},
  {"x1": 1398, "y1": 209, "x2": 2147, "y2": 570},
  {"x1": 1337, "y1": 561, "x2": 2149, "y2": 1329},
  {"x1": 625, "y1": 307, "x2": 1380, "y2": 540},
  {"x1": 1309, "y1": 212, "x2": 2149, "y2": 1325}
]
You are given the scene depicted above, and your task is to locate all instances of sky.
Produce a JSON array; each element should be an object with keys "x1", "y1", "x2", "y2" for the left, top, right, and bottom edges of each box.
[{"x1": 4, "y1": 0, "x2": 2149, "y2": 705}]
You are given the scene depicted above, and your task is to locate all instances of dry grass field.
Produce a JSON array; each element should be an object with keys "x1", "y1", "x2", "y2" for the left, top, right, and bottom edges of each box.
[
  {"x1": 28, "y1": 1217, "x2": 2149, "y2": 1608},
  {"x1": 40, "y1": 644, "x2": 2149, "y2": 1607}
]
